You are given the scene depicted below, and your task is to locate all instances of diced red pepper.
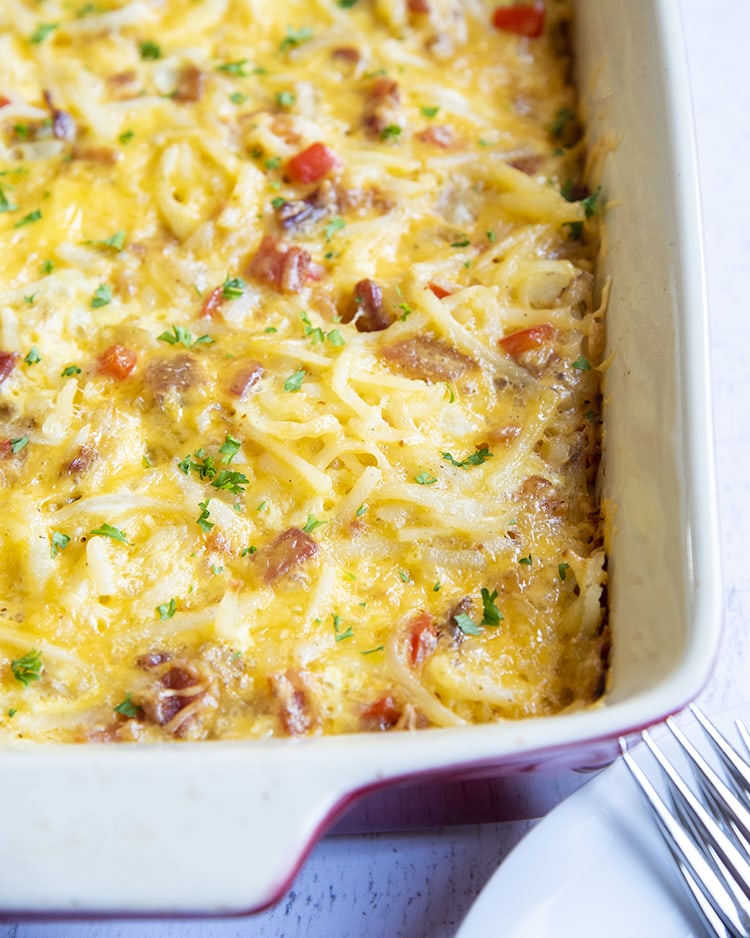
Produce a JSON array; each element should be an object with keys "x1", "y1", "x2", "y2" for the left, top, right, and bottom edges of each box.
[
  {"x1": 492, "y1": 3, "x2": 545, "y2": 37},
  {"x1": 0, "y1": 440, "x2": 13, "y2": 459},
  {"x1": 408, "y1": 611, "x2": 438, "y2": 667},
  {"x1": 361, "y1": 694, "x2": 402, "y2": 731},
  {"x1": 0, "y1": 97, "x2": 11, "y2": 109},
  {"x1": 287, "y1": 142, "x2": 342, "y2": 185},
  {"x1": 98, "y1": 344, "x2": 137, "y2": 379},
  {"x1": 200, "y1": 285, "x2": 224, "y2": 319},
  {"x1": 499, "y1": 323, "x2": 554, "y2": 358}
]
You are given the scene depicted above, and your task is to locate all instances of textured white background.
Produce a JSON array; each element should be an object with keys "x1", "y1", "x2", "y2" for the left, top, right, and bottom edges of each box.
[{"x1": 2, "y1": 1, "x2": 746, "y2": 935}]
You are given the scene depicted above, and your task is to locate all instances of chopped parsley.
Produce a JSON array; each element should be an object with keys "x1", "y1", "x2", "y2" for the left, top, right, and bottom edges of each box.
[
  {"x1": 582, "y1": 186, "x2": 603, "y2": 218},
  {"x1": 23, "y1": 348, "x2": 41, "y2": 365},
  {"x1": 399, "y1": 570, "x2": 411, "y2": 583},
  {"x1": 11, "y1": 649, "x2": 43, "y2": 686},
  {"x1": 230, "y1": 91, "x2": 248, "y2": 105},
  {"x1": 88, "y1": 230, "x2": 126, "y2": 252},
  {"x1": 519, "y1": 553, "x2": 533, "y2": 565},
  {"x1": 50, "y1": 531, "x2": 70, "y2": 557},
  {"x1": 156, "y1": 598, "x2": 177, "y2": 620},
  {"x1": 14, "y1": 210, "x2": 42, "y2": 229},
  {"x1": 61, "y1": 364, "x2": 81, "y2": 377},
  {"x1": 113, "y1": 693, "x2": 139, "y2": 718},
  {"x1": 361, "y1": 645, "x2": 384, "y2": 655},
  {"x1": 323, "y1": 216, "x2": 345, "y2": 241},
  {"x1": 30, "y1": 22, "x2": 59, "y2": 44},
  {"x1": 355, "y1": 504, "x2": 368, "y2": 517},
  {"x1": 240, "y1": 545, "x2": 257, "y2": 556},
  {"x1": 211, "y1": 469, "x2": 249, "y2": 495},
  {"x1": 327, "y1": 328, "x2": 345, "y2": 347},
  {"x1": 196, "y1": 499, "x2": 214, "y2": 531},
  {"x1": 279, "y1": 26, "x2": 313, "y2": 52},
  {"x1": 450, "y1": 235, "x2": 470, "y2": 248},
  {"x1": 572, "y1": 355, "x2": 591, "y2": 371},
  {"x1": 276, "y1": 91, "x2": 296, "y2": 108},
  {"x1": 414, "y1": 470, "x2": 437, "y2": 485},
  {"x1": 283, "y1": 365, "x2": 306, "y2": 392},
  {"x1": 158, "y1": 325, "x2": 214, "y2": 348},
  {"x1": 216, "y1": 59, "x2": 250, "y2": 76},
  {"x1": 10, "y1": 436, "x2": 29, "y2": 453},
  {"x1": 219, "y1": 434, "x2": 241, "y2": 464},
  {"x1": 119, "y1": 129, "x2": 135, "y2": 145},
  {"x1": 139, "y1": 40, "x2": 162, "y2": 60},
  {"x1": 339, "y1": 0, "x2": 359, "y2": 5},
  {"x1": 453, "y1": 612, "x2": 481, "y2": 636},
  {"x1": 332, "y1": 613, "x2": 353, "y2": 643},
  {"x1": 558, "y1": 562, "x2": 570, "y2": 582},
  {"x1": 91, "y1": 284, "x2": 113, "y2": 308},
  {"x1": 551, "y1": 107, "x2": 575, "y2": 139},
  {"x1": 480, "y1": 588, "x2": 503, "y2": 626},
  {"x1": 0, "y1": 187, "x2": 17, "y2": 214},
  {"x1": 221, "y1": 276, "x2": 246, "y2": 299},
  {"x1": 421, "y1": 105, "x2": 439, "y2": 118},
  {"x1": 441, "y1": 444, "x2": 494, "y2": 468},
  {"x1": 380, "y1": 124, "x2": 402, "y2": 141},
  {"x1": 41, "y1": 259, "x2": 54, "y2": 275},
  {"x1": 302, "y1": 515, "x2": 326, "y2": 534},
  {"x1": 90, "y1": 523, "x2": 132, "y2": 544}
]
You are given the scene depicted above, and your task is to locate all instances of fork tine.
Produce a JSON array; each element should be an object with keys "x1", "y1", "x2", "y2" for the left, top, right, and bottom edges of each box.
[
  {"x1": 668, "y1": 716, "x2": 750, "y2": 850},
  {"x1": 621, "y1": 743, "x2": 750, "y2": 937},
  {"x1": 645, "y1": 730, "x2": 750, "y2": 909},
  {"x1": 691, "y1": 706, "x2": 750, "y2": 807}
]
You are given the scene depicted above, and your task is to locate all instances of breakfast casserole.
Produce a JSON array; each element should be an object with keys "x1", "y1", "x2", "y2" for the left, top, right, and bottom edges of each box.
[{"x1": 0, "y1": 0, "x2": 607, "y2": 741}]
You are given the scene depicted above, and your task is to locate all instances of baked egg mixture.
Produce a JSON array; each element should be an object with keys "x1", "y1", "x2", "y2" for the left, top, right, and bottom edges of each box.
[{"x1": 0, "y1": 0, "x2": 607, "y2": 742}]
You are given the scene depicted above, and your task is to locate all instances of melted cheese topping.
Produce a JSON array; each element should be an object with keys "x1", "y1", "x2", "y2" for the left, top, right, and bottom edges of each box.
[{"x1": 0, "y1": 0, "x2": 607, "y2": 742}]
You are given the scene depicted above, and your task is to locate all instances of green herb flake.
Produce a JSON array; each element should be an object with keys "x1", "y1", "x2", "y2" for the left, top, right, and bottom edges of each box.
[
  {"x1": 551, "y1": 107, "x2": 575, "y2": 139},
  {"x1": 119, "y1": 129, "x2": 135, "y2": 145},
  {"x1": 61, "y1": 364, "x2": 81, "y2": 377},
  {"x1": 196, "y1": 499, "x2": 214, "y2": 532},
  {"x1": 91, "y1": 283, "x2": 113, "y2": 309},
  {"x1": 519, "y1": 553, "x2": 533, "y2": 565},
  {"x1": 450, "y1": 235, "x2": 470, "y2": 248},
  {"x1": 23, "y1": 294, "x2": 35, "y2": 305},
  {"x1": 332, "y1": 614, "x2": 354, "y2": 643},
  {"x1": 302, "y1": 515, "x2": 327, "y2": 534},
  {"x1": 582, "y1": 186, "x2": 603, "y2": 218},
  {"x1": 50, "y1": 531, "x2": 70, "y2": 557},
  {"x1": 219, "y1": 434, "x2": 241, "y2": 464},
  {"x1": 10, "y1": 436, "x2": 29, "y2": 453},
  {"x1": 399, "y1": 302, "x2": 413, "y2": 321},
  {"x1": 14, "y1": 210, "x2": 42, "y2": 229},
  {"x1": 271, "y1": 196, "x2": 286, "y2": 210},
  {"x1": 211, "y1": 469, "x2": 249, "y2": 495},
  {"x1": 156, "y1": 598, "x2": 177, "y2": 620},
  {"x1": 113, "y1": 693, "x2": 139, "y2": 718},
  {"x1": 230, "y1": 91, "x2": 248, "y2": 105},
  {"x1": 276, "y1": 90, "x2": 296, "y2": 108},
  {"x1": 23, "y1": 347, "x2": 41, "y2": 366},
  {"x1": 89, "y1": 230, "x2": 126, "y2": 252},
  {"x1": 399, "y1": 570, "x2": 411, "y2": 583},
  {"x1": 327, "y1": 328, "x2": 345, "y2": 347},
  {"x1": 564, "y1": 221, "x2": 583, "y2": 241},
  {"x1": 41, "y1": 259, "x2": 54, "y2": 275},
  {"x1": 380, "y1": 124, "x2": 402, "y2": 141},
  {"x1": 139, "y1": 39, "x2": 162, "y2": 60},
  {"x1": 30, "y1": 22, "x2": 59, "y2": 44},
  {"x1": 420, "y1": 105, "x2": 439, "y2": 118},
  {"x1": 283, "y1": 365, "x2": 306, "y2": 393},
  {"x1": 414, "y1": 470, "x2": 437, "y2": 485},
  {"x1": 338, "y1": 0, "x2": 359, "y2": 6},
  {"x1": 441, "y1": 444, "x2": 494, "y2": 469},
  {"x1": 355, "y1": 504, "x2": 368, "y2": 518},
  {"x1": 158, "y1": 324, "x2": 214, "y2": 348},
  {"x1": 324, "y1": 216, "x2": 345, "y2": 241},
  {"x1": 453, "y1": 612, "x2": 481, "y2": 636},
  {"x1": 11, "y1": 649, "x2": 43, "y2": 686},
  {"x1": 433, "y1": 581, "x2": 441, "y2": 592},
  {"x1": 241, "y1": 545, "x2": 257, "y2": 556},
  {"x1": 221, "y1": 276, "x2": 246, "y2": 299},
  {"x1": 90, "y1": 523, "x2": 132, "y2": 544},
  {"x1": 480, "y1": 587, "x2": 503, "y2": 627},
  {"x1": 0, "y1": 187, "x2": 17, "y2": 214},
  {"x1": 279, "y1": 26, "x2": 313, "y2": 52},
  {"x1": 361, "y1": 644, "x2": 384, "y2": 655},
  {"x1": 264, "y1": 155, "x2": 281, "y2": 170},
  {"x1": 558, "y1": 561, "x2": 570, "y2": 582},
  {"x1": 7, "y1": 708, "x2": 17, "y2": 718},
  {"x1": 572, "y1": 355, "x2": 591, "y2": 371}
]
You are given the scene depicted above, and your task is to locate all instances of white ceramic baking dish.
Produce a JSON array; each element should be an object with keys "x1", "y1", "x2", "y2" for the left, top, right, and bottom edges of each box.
[{"x1": 0, "y1": 0, "x2": 721, "y2": 916}]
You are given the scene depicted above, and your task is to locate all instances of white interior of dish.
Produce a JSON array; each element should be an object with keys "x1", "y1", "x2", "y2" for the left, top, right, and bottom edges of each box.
[{"x1": 0, "y1": 0, "x2": 722, "y2": 916}]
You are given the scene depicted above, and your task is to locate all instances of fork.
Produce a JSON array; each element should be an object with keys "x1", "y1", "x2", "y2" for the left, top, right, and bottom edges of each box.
[{"x1": 620, "y1": 705, "x2": 750, "y2": 938}]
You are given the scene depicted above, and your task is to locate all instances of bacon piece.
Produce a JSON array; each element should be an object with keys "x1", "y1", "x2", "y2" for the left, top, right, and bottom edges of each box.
[
  {"x1": 261, "y1": 527, "x2": 318, "y2": 583},
  {"x1": 43, "y1": 90, "x2": 76, "y2": 142},
  {"x1": 71, "y1": 146, "x2": 120, "y2": 165},
  {"x1": 0, "y1": 440, "x2": 14, "y2": 460},
  {"x1": 408, "y1": 0, "x2": 431, "y2": 11},
  {"x1": 364, "y1": 77, "x2": 402, "y2": 137},
  {"x1": 174, "y1": 64, "x2": 205, "y2": 103},
  {"x1": 269, "y1": 670, "x2": 314, "y2": 736},
  {"x1": 227, "y1": 360, "x2": 264, "y2": 398},
  {"x1": 287, "y1": 142, "x2": 342, "y2": 185},
  {"x1": 417, "y1": 125, "x2": 455, "y2": 148},
  {"x1": 98, "y1": 344, "x2": 137, "y2": 379},
  {"x1": 380, "y1": 335, "x2": 476, "y2": 382},
  {"x1": 492, "y1": 2, "x2": 545, "y2": 37},
  {"x1": 427, "y1": 281, "x2": 453, "y2": 299},
  {"x1": 138, "y1": 660, "x2": 206, "y2": 729},
  {"x1": 499, "y1": 323, "x2": 555, "y2": 358},
  {"x1": 200, "y1": 285, "x2": 224, "y2": 319},
  {"x1": 361, "y1": 693, "x2": 402, "y2": 732},
  {"x1": 247, "y1": 234, "x2": 313, "y2": 294},
  {"x1": 0, "y1": 351, "x2": 18, "y2": 386},
  {"x1": 409, "y1": 612, "x2": 438, "y2": 667},
  {"x1": 145, "y1": 354, "x2": 204, "y2": 400},
  {"x1": 67, "y1": 445, "x2": 97, "y2": 476},
  {"x1": 332, "y1": 46, "x2": 361, "y2": 64},
  {"x1": 0, "y1": 97, "x2": 11, "y2": 108},
  {"x1": 507, "y1": 154, "x2": 543, "y2": 175},
  {"x1": 348, "y1": 278, "x2": 393, "y2": 333}
]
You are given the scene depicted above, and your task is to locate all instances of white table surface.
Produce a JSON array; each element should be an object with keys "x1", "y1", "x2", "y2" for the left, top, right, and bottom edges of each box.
[{"x1": 2, "y1": 1, "x2": 745, "y2": 935}]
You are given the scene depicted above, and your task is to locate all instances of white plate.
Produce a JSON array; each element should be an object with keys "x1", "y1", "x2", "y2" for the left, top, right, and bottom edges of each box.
[{"x1": 456, "y1": 704, "x2": 750, "y2": 938}]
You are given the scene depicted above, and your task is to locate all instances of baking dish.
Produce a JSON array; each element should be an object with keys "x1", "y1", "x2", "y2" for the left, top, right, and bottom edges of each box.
[{"x1": 0, "y1": 0, "x2": 721, "y2": 915}]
